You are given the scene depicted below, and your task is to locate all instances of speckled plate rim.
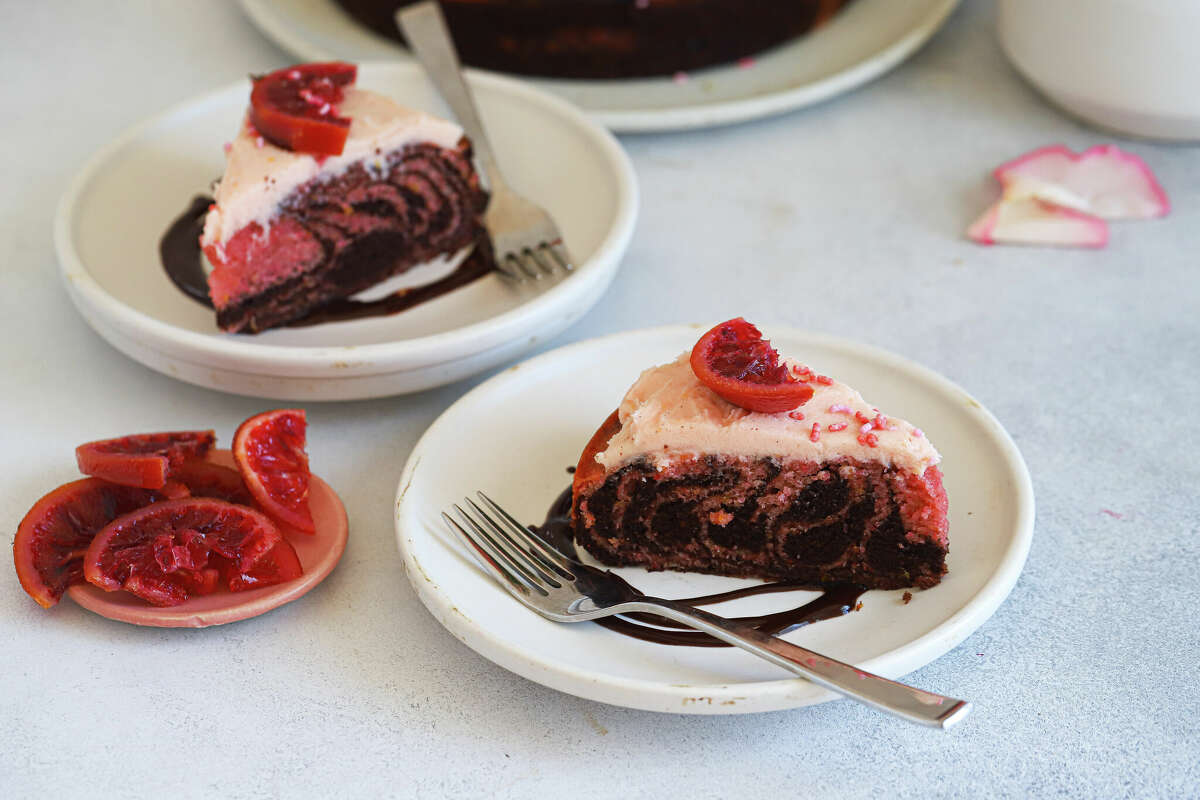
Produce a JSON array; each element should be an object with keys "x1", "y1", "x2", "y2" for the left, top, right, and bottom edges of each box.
[
  {"x1": 395, "y1": 325, "x2": 1035, "y2": 715},
  {"x1": 239, "y1": 0, "x2": 961, "y2": 133},
  {"x1": 53, "y1": 62, "x2": 638, "y2": 382}
]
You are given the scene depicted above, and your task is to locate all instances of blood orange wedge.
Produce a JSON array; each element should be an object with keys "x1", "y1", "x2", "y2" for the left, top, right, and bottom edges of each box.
[
  {"x1": 690, "y1": 318, "x2": 815, "y2": 413},
  {"x1": 83, "y1": 498, "x2": 303, "y2": 607},
  {"x1": 14, "y1": 479, "x2": 163, "y2": 608},
  {"x1": 75, "y1": 430, "x2": 216, "y2": 490},
  {"x1": 249, "y1": 62, "x2": 356, "y2": 156},
  {"x1": 233, "y1": 409, "x2": 315, "y2": 533}
]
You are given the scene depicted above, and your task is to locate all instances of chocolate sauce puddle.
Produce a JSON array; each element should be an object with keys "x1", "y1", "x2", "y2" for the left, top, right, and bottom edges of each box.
[
  {"x1": 160, "y1": 195, "x2": 494, "y2": 328},
  {"x1": 534, "y1": 487, "x2": 866, "y2": 648}
]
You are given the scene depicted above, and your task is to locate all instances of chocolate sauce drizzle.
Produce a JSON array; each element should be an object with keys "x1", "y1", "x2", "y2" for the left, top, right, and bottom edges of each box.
[
  {"x1": 159, "y1": 195, "x2": 493, "y2": 328},
  {"x1": 534, "y1": 487, "x2": 866, "y2": 648}
]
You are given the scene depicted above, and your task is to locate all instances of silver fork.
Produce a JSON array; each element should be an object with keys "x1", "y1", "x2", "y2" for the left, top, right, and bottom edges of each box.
[
  {"x1": 443, "y1": 492, "x2": 972, "y2": 729},
  {"x1": 397, "y1": 2, "x2": 573, "y2": 282}
]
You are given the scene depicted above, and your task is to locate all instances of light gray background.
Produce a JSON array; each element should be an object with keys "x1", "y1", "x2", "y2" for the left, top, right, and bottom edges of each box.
[{"x1": 2, "y1": 2, "x2": 1197, "y2": 798}]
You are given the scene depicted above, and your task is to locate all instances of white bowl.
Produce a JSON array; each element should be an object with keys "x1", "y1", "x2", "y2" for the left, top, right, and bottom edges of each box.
[{"x1": 999, "y1": 0, "x2": 1200, "y2": 141}]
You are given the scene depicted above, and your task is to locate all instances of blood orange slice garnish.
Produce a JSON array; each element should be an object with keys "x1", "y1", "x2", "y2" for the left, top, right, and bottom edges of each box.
[
  {"x1": 13, "y1": 479, "x2": 164, "y2": 608},
  {"x1": 249, "y1": 62, "x2": 357, "y2": 156},
  {"x1": 75, "y1": 430, "x2": 216, "y2": 490},
  {"x1": 233, "y1": 409, "x2": 315, "y2": 533},
  {"x1": 690, "y1": 318, "x2": 815, "y2": 413},
  {"x1": 83, "y1": 498, "x2": 303, "y2": 607}
]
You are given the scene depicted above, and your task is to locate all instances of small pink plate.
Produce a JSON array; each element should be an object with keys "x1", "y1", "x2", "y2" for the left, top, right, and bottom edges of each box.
[{"x1": 67, "y1": 450, "x2": 348, "y2": 627}]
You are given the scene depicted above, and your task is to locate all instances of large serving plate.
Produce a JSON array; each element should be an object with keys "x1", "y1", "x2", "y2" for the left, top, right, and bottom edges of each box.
[{"x1": 239, "y1": 0, "x2": 962, "y2": 132}]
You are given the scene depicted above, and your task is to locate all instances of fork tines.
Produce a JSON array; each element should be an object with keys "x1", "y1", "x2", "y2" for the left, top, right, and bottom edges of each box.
[
  {"x1": 442, "y1": 492, "x2": 576, "y2": 595},
  {"x1": 496, "y1": 241, "x2": 573, "y2": 282}
]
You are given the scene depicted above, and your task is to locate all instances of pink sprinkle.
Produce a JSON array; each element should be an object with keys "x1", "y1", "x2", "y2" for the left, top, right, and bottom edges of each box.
[
  {"x1": 673, "y1": 71, "x2": 690, "y2": 84},
  {"x1": 815, "y1": 375, "x2": 833, "y2": 385},
  {"x1": 222, "y1": 141, "x2": 232, "y2": 154},
  {"x1": 300, "y1": 88, "x2": 324, "y2": 105},
  {"x1": 792, "y1": 366, "x2": 815, "y2": 382},
  {"x1": 255, "y1": 136, "x2": 265, "y2": 148},
  {"x1": 788, "y1": 411, "x2": 805, "y2": 421},
  {"x1": 912, "y1": 428, "x2": 924, "y2": 438},
  {"x1": 828, "y1": 404, "x2": 851, "y2": 414},
  {"x1": 319, "y1": 103, "x2": 331, "y2": 115},
  {"x1": 810, "y1": 423, "x2": 821, "y2": 443},
  {"x1": 873, "y1": 413, "x2": 888, "y2": 429},
  {"x1": 855, "y1": 411, "x2": 871, "y2": 424},
  {"x1": 857, "y1": 432, "x2": 879, "y2": 447},
  {"x1": 287, "y1": 69, "x2": 301, "y2": 80},
  {"x1": 1101, "y1": 509, "x2": 1124, "y2": 519},
  {"x1": 736, "y1": 56, "x2": 756, "y2": 69},
  {"x1": 827, "y1": 422, "x2": 848, "y2": 432},
  {"x1": 860, "y1": 422, "x2": 874, "y2": 434}
]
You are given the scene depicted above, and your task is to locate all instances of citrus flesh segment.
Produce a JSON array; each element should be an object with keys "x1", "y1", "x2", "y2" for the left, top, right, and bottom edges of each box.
[
  {"x1": 690, "y1": 318, "x2": 815, "y2": 413},
  {"x1": 14, "y1": 479, "x2": 163, "y2": 608},
  {"x1": 83, "y1": 498, "x2": 303, "y2": 607},
  {"x1": 233, "y1": 409, "x2": 315, "y2": 533},
  {"x1": 75, "y1": 430, "x2": 216, "y2": 490},
  {"x1": 248, "y1": 62, "x2": 356, "y2": 156},
  {"x1": 172, "y1": 460, "x2": 256, "y2": 507}
]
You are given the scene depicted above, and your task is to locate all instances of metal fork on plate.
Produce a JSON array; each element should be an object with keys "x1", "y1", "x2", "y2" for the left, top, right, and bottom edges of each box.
[
  {"x1": 443, "y1": 492, "x2": 972, "y2": 729},
  {"x1": 396, "y1": 2, "x2": 573, "y2": 282}
]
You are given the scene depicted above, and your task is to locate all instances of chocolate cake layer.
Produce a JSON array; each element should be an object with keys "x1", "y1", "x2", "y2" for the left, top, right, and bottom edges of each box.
[
  {"x1": 574, "y1": 456, "x2": 948, "y2": 590},
  {"x1": 216, "y1": 139, "x2": 488, "y2": 333},
  {"x1": 337, "y1": 0, "x2": 852, "y2": 79}
]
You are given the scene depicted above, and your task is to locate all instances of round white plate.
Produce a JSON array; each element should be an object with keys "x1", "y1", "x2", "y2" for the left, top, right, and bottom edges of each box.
[
  {"x1": 55, "y1": 63, "x2": 637, "y2": 401},
  {"x1": 239, "y1": 0, "x2": 961, "y2": 132},
  {"x1": 395, "y1": 325, "x2": 1034, "y2": 714}
]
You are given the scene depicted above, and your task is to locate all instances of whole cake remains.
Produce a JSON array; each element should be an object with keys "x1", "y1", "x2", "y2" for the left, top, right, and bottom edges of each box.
[
  {"x1": 572, "y1": 319, "x2": 949, "y2": 590},
  {"x1": 336, "y1": 0, "x2": 854, "y2": 79},
  {"x1": 200, "y1": 62, "x2": 490, "y2": 333}
]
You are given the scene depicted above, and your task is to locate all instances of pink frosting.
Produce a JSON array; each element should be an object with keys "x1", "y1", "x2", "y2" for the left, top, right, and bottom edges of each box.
[{"x1": 595, "y1": 354, "x2": 940, "y2": 475}]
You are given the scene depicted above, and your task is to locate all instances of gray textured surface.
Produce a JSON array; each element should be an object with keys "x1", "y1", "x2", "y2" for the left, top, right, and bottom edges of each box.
[{"x1": 2, "y1": 1, "x2": 1198, "y2": 798}]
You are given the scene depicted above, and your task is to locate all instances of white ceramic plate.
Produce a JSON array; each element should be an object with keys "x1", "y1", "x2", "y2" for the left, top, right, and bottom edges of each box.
[
  {"x1": 395, "y1": 325, "x2": 1034, "y2": 714},
  {"x1": 55, "y1": 63, "x2": 637, "y2": 401},
  {"x1": 239, "y1": 0, "x2": 961, "y2": 132}
]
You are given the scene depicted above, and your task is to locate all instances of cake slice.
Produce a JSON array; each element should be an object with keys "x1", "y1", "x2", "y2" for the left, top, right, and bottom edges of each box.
[
  {"x1": 200, "y1": 62, "x2": 490, "y2": 333},
  {"x1": 572, "y1": 319, "x2": 949, "y2": 590}
]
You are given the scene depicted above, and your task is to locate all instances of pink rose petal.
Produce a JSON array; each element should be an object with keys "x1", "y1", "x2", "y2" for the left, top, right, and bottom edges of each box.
[
  {"x1": 967, "y1": 197, "x2": 1108, "y2": 249},
  {"x1": 994, "y1": 144, "x2": 1169, "y2": 220}
]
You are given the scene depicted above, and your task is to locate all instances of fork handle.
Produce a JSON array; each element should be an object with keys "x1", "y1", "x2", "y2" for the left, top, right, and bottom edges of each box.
[
  {"x1": 620, "y1": 598, "x2": 971, "y2": 729},
  {"x1": 395, "y1": 2, "x2": 503, "y2": 183}
]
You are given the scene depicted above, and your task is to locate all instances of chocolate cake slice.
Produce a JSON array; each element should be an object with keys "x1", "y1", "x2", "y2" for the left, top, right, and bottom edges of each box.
[
  {"x1": 200, "y1": 71, "x2": 489, "y2": 333},
  {"x1": 572, "y1": 338, "x2": 949, "y2": 591}
]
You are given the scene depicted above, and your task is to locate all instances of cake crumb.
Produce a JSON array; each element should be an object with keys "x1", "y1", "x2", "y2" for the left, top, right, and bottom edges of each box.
[{"x1": 902, "y1": 591, "x2": 913, "y2": 605}]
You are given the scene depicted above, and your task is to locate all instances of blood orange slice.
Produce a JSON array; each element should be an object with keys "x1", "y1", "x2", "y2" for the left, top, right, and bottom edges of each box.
[
  {"x1": 14, "y1": 479, "x2": 163, "y2": 608},
  {"x1": 690, "y1": 318, "x2": 815, "y2": 413},
  {"x1": 83, "y1": 498, "x2": 303, "y2": 607},
  {"x1": 233, "y1": 409, "x2": 315, "y2": 533},
  {"x1": 75, "y1": 430, "x2": 216, "y2": 490},
  {"x1": 249, "y1": 62, "x2": 357, "y2": 156}
]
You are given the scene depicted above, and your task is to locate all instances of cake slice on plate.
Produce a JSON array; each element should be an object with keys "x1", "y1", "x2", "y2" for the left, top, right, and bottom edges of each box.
[
  {"x1": 572, "y1": 319, "x2": 949, "y2": 590},
  {"x1": 200, "y1": 62, "x2": 490, "y2": 333}
]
